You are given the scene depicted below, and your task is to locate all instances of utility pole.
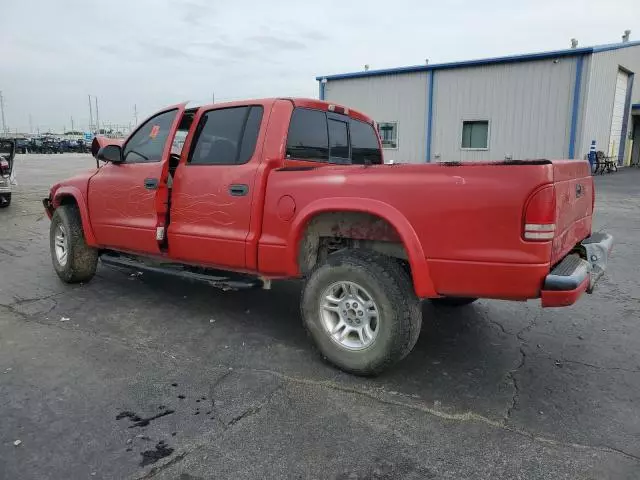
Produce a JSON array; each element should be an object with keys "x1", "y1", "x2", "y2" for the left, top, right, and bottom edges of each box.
[
  {"x1": 134, "y1": 104, "x2": 138, "y2": 125},
  {"x1": 94, "y1": 96, "x2": 100, "y2": 135},
  {"x1": 88, "y1": 94, "x2": 94, "y2": 132},
  {"x1": 29, "y1": 114, "x2": 33, "y2": 134},
  {"x1": 70, "y1": 116, "x2": 74, "y2": 132},
  {"x1": 0, "y1": 91, "x2": 7, "y2": 134},
  {"x1": 212, "y1": 91, "x2": 215, "y2": 104}
]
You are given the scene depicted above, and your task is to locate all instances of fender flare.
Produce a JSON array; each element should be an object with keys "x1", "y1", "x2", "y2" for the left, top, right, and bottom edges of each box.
[
  {"x1": 52, "y1": 186, "x2": 98, "y2": 246},
  {"x1": 287, "y1": 197, "x2": 437, "y2": 298}
]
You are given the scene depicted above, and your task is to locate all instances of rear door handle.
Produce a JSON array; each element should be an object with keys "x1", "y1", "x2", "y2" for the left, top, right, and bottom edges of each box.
[
  {"x1": 229, "y1": 184, "x2": 249, "y2": 196},
  {"x1": 144, "y1": 178, "x2": 159, "y2": 190}
]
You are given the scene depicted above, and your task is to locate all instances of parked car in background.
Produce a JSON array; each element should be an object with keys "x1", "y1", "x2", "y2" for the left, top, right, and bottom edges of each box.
[
  {"x1": 0, "y1": 139, "x2": 16, "y2": 207},
  {"x1": 44, "y1": 98, "x2": 613, "y2": 375}
]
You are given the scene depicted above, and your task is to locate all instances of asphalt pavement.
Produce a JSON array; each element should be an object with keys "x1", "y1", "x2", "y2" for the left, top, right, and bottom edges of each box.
[{"x1": 1, "y1": 154, "x2": 639, "y2": 479}]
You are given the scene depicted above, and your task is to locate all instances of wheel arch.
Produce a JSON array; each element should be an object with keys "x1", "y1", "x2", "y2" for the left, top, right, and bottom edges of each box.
[
  {"x1": 52, "y1": 186, "x2": 98, "y2": 246},
  {"x1": 289, "y1": 198, "x2": 437, "y2": 298}
]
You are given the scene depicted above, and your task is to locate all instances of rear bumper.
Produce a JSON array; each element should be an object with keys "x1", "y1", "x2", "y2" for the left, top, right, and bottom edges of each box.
[{"x1": 541, "y1": 232, "x2": 613, "y2": 307}]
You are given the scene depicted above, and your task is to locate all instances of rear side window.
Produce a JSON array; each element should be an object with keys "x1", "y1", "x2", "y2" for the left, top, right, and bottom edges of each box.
[
  {"x1": 350, "y1": 120, "x2": 382, "y2": 165},
  {"x1": 189, "y1": 106, "x2": 263, "y2": 165},
  {"x1": 238, "y1": 106, "x2": 263, "y2": 164},
  {"x1": 286, "y1": 108, "x2": 329, "y2": 161}
]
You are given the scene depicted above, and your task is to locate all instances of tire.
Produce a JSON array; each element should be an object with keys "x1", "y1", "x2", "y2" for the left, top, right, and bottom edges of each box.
[
  {"x1": 0, "y1": 193, "x2": 10, "y2": 208},
  {"x1": 430, "y1": 297, "x2": 478, "y2": 307},
  {"x1": 50, "y1": 204, "x2": 98, "y2": 283},
  {"x1": 301, "y1": 249, "x2": 422, "y2": 376}
]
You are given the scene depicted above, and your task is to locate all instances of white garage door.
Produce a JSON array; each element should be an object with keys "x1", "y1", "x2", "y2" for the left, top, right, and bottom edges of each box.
[{"x1": 608, "y1": 69, "x2": 629, "y2": 162}]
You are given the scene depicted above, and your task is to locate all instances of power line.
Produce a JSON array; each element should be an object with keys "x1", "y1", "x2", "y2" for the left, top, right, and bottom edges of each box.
[{"x1": 0, "y1": 91, "x2": 7, "y2": 133}]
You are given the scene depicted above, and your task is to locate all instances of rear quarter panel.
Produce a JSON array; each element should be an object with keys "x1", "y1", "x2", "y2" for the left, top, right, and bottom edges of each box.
[{"x1": 259, "y1": 163, "x2": 555, "y2": 298}]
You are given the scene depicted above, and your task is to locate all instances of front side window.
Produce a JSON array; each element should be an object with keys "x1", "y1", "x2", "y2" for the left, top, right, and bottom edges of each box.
[
  {"x1": 377, "y1": 122, "x2": 398, "y2": 149},
  {"x1": 123, "y1": 109, "x2": 178, "y2": 163},
  {"x1": 286, "y1": 108, "x2": 329, "y2": 161},
  {"x1": 189, "y1": 106, "x2": 263, "y2": 165},
  {"x1": 461, "y1": 120, "x2": 489, "y2": 149}
]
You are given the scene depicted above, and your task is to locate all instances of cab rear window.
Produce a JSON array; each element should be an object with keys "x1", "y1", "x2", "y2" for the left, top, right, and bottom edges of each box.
[{"x1": 285, "y1": 108, "x2": 382, "y2": 165}]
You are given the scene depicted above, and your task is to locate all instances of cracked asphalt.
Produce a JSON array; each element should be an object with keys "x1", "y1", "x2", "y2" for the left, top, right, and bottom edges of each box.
[{"x1": 1, "y1": 154, "x2": 639, "y2": 479}]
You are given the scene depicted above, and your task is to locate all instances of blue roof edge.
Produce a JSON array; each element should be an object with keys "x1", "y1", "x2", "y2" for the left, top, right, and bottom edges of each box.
[{"x1": 316, "y1": 40, "x2": 640, "y2": 81}]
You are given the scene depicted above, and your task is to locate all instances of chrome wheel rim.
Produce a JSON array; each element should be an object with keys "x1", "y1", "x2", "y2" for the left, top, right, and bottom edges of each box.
[
  {"x1": 319, "y1": 281, "x2": 380, "y2": 351},
  {"x1": 54, "y1": 224, "x2": 68, "y2": 267}
]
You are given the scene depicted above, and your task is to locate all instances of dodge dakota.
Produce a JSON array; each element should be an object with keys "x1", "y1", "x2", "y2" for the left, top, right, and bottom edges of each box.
[{"x1": 43, "y1": 98, "x2": 612, "y2": 375}]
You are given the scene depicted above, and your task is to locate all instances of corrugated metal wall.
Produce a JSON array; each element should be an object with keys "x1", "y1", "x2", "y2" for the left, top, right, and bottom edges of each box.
[
  {"x1": 579, "y1": 45, "x2": 640, "y2": 160},
  {"x1": 323, "y1": 73, "x2": 429, "y2": 164},
  {"x1": 431, "y1": 58, "x2": 577, "y2": 162}
]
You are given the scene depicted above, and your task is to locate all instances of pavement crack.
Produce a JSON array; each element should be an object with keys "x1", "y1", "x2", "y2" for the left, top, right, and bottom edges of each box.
[
  {"x1": 8, "y1": 292, "x2": 63, "y2": 306},
  {"x1": 504, "y1": 346, "x2": 526, "y2": 423},
  {"x1": 226, "y1": 365, "x2": 640, "y2": 463},
  {"x1": 558, "y1": 358, "x2": 640, "y2": 374},
  {"x1": 226, "y1": 385, "x2": 282, "y2": 428},
  {"x1": 135, "y1": 450, "x2": 189, "y2": 479}
]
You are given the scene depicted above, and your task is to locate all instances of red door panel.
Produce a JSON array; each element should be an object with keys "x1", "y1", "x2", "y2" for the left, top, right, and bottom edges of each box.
[
  {"x1": 88, "y1": 162, "x2": 163, "y2": 253},
  {"x1": 167, "y1": 164, "x2": 258, "y2": 269},
  {"x1": 87, "y1": 105, "x2": 186, "y2": 254},
  {"x1": 166, "y1": 104, "x2": 266, "y2": 270}
]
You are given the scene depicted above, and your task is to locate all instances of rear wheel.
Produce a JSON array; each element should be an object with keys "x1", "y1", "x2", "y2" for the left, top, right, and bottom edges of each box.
[
  {"x1": 50, "y1": 205, "x2": 98, "y2": 283},
  {"x1": 430, "y1": 297, "x2": 478, "y2": 307},
  {"x1": 301, "y1": 249, "x2": 422, "y2": 376}
]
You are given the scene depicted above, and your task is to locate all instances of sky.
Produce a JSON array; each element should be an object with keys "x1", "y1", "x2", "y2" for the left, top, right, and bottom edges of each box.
[{"x1": 1, "y1": 0, "x2": 639, "y2": 133}]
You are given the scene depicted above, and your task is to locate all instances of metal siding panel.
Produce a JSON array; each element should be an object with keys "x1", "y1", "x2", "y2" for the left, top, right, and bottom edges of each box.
[
  {"x1": 323, "y1": 73, "x2": 428, "y2": 164},
  {"x1": 431, "y1": 58, "x2": 575, "y2": 162},
  {"x1": 580, "y1": 45, "x2": 640, "y2": 159}
]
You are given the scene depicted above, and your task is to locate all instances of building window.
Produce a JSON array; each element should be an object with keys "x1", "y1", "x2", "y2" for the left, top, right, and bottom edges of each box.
[
  {"x1": 461, "y1": 120, "x2": 489, "y2": 149},
  {"x1": 377, "y1": 122, "x2": 398, "y2": 149}
]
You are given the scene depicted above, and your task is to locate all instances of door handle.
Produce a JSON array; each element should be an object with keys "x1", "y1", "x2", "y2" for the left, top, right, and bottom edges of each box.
[
  {"x1": 144, "y1": 178, "x2": 159, "y2": 190},
  {"x1": 229, "y1": 184, "x2": 249, "y2": 196}
]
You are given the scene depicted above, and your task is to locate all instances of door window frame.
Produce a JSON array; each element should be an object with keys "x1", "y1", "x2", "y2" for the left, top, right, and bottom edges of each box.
[
  {"x1": 186, "y1": 105, "x2": 264, "y2": 166},
  {"x1": 122, "y1": 108, "x2": 180, "y2": 164}
]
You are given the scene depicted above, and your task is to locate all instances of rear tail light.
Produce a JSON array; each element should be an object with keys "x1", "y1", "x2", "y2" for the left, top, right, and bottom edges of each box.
[
  {"x1": 523, "y1": 185, "x2": 556, "y2": 241},
  {"x1": 0, "y1": 159, "x2": 9, "y2": 176}
]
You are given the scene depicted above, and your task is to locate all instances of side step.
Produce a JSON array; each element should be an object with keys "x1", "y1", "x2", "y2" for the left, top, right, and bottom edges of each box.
[{"x1": 100, "y1": 253, "x2": 263, "y2": 291}]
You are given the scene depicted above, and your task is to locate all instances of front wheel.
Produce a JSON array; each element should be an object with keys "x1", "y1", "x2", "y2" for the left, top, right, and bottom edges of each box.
[
  {"x1": 301, "y1": 250, "x2": 422, "y2": 376},
  {"x1": 50, "y1": 205, "x2": 98, "y2": 283}
]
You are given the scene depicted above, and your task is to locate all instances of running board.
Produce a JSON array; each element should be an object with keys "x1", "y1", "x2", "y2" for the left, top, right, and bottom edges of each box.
[{"x1": 100, "y1": 253, "x2": 263, "y2": 291}]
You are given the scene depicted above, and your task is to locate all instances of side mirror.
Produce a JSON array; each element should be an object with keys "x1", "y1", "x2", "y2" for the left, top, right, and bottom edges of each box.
[{"x1": 97, "y1": 145, "x2": 123, "y2": 164}]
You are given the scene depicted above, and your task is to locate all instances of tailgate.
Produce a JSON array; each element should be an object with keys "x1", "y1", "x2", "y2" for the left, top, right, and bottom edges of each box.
[{"x1": 551, "y1": 160, "x2": 593, "y2": 265}]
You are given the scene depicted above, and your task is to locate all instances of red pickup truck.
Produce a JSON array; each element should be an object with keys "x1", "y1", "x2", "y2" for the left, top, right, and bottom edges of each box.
[{"x1": 44, "y1": 98, "x2": 612, "y2": 375}]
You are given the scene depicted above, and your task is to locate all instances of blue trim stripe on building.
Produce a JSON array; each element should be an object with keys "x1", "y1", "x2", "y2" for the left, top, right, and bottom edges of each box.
[
  {"x1": 632, "y1": 103, "x2": 640, "y2": 110},
  {"x1": 568, "y1": 55, "x2": 584, "y2": 159},
  {"x1": 316, "y1": 40, "x2": 640, "y2": 82},
  {"x1": 426, "y1": 70, "x2": 435, "y2": 163},
  {"x1": 618, "y1": 73, "x2": 635, "y2": 165}
]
